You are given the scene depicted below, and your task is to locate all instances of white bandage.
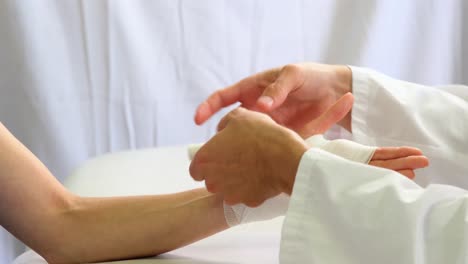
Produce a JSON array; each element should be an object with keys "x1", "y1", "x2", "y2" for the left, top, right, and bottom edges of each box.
[
  {"x1": 305, "y1": 134, "x2": 376, "y2": 164},
  {"x1": 188, "y1": 135, "x2": 377, "y2": 226},
  {"x1": 187, "y1": 144, "x2": 200, "y2": 161}
]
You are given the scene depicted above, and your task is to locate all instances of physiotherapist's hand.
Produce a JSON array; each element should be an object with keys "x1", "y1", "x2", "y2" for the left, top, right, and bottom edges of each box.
[
  {"x1": 194, "y1": 63, "x2": 353, "y2": 135},
  {"x1": 190, "y1": 107, "x2": 308, "y2": 207}
]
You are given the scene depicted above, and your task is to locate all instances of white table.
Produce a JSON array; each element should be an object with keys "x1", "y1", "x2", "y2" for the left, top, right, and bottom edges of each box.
[{"x1": 14, "y1": 146, "x2": 283, "y2": 264}]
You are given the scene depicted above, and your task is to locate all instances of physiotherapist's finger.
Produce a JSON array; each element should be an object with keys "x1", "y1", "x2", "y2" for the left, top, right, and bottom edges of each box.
[
  {"x1": 397, "y1": 169, "x2": 415, "y2": 179},
  {"x1": 371, "y1": 146, "x2": 423, "y2": 160},
  {"x1": 195, "y1": 76, "x2": 259, "y2": 125},
  {"x1": 370, "y1": 156, "x2": 429, "y2": 171},
  {"x1": 297, "y1": 93, "x2": 354, "y2": 137},
  {"x1": 195, "y1": 88, "x2": 239, "y2": 125},
  {"x1": 256, "y1": 64, "x2": 305, "y2": 111}
]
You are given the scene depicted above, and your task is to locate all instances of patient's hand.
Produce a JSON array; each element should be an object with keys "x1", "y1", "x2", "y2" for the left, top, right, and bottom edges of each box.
[
  {"x1": 369, "y1": 146, "x2": 428, "y2": 179},
  {"x1": 305, "y1": 134, "x2": 429, "y2": 180}
]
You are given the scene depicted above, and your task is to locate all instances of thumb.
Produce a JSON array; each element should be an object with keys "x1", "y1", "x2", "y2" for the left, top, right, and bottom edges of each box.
[
  {"x1": 256, "y1": 65, "x2": 304, "y2": 111},
  {"x1": 298, "y1": 93, "x2": 354, "y2": 137}
]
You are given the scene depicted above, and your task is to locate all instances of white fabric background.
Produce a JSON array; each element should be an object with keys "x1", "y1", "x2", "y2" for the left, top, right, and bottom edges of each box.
[{"x1": 0, "y1": 0, "x2": 467, "y2": 263}]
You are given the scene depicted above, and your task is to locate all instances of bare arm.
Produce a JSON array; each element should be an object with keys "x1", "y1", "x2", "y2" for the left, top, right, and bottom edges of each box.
[{"x1": 0, "y1": 123, "x2": 228, "y2": 263}]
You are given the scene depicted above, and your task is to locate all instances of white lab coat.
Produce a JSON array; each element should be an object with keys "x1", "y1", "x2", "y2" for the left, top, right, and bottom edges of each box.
[{"x1": 280, "y1": 67, "x2": 468, "y2": 263}]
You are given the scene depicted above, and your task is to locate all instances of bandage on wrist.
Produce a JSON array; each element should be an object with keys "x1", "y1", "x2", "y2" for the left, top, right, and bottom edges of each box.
[{"x1": 305, "y1": 134, "x2": 376, "y2": 164}]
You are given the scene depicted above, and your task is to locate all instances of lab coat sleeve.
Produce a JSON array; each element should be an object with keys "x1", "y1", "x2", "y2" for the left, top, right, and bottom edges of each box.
[
  {"x1": 350, "y1": 67, "x2": 468, "y2": 187},
  {"x1": 280, "y1": 148, "x2": 468, "y2": 264}
]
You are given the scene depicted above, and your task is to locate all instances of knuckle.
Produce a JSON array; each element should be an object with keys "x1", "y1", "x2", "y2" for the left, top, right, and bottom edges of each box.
[
  {"x1": 228, "y1": 108, "x2": 248, "y2": 123},
  {"x1": 227, "y1": 109, "x2": 240, "y2": 120},
  {"x1": 267, "y1": 82, "x2": 285, "y2": 94},
  {"x1": 281, "y1": 64, "x2": 302, "y2": 80},
  {"x1": 279, "y1": 64, "x2": 304, "y2": 88},
  {"x1": 282, "y1": 64, "x2": 300, "y2": 74},
  {"x1": 232, "y1": 107, "x2": 247, "y2": 115}
]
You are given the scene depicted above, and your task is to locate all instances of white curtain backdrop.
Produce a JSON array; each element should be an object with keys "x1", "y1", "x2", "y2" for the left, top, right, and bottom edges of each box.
[{"x1": 1, "y1": 0, "x2": 467, "y2": 263}]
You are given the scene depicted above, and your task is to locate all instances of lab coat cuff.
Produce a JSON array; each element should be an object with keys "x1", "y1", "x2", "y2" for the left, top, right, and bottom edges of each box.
[
  {"x1": 348, "y1": 66, "x2": 375, "y2": 145},
  {"x1": 280, "y1": 148, "x2": 325, "y2": 261}
]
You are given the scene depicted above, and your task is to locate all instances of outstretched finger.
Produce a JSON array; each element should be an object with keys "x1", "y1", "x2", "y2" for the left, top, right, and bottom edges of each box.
[
  {"x1": 195, "y1": 85, "x2": 242, "y2": 125},
  {"x1": 371, "y1": 146, "x2": 423, "y2": 160},
  {"x1": 195, "y1": 69, "x2": 280, "y2": 125},
  {"x1": 397, "y1": 169, "x2": 416, "y2": 179},
  {"x1": 370, "y1": 156, "x2": 429, "y2": 171}
]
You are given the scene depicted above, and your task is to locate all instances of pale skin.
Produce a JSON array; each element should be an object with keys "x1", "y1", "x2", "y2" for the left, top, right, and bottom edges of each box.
[
  {"x1": 191, "y1": 63, "x2": 430, "y2": 205},
  {"x1": 0, "y1": 122, "x2": 228, "y2": 263},
  {"x1": 195, "y1": 63, "x2": 354, "y2": 132}
]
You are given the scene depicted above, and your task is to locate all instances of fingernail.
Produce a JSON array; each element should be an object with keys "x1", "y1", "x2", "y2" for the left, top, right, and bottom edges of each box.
[{"x1": 258, "y1": 96, "x2": 274, "y2": 108}]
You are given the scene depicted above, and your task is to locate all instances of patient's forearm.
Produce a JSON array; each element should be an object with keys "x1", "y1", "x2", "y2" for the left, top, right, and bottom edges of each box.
[
  {"x1": 0, "y1": 123, "x2": 228, "y2": 263},
  {"x1": 54, "y1": 192, "x2": 227, "y2": 263},
  {"x1": 123, "y1": 187, "x2": 215, "y2": 211}
]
